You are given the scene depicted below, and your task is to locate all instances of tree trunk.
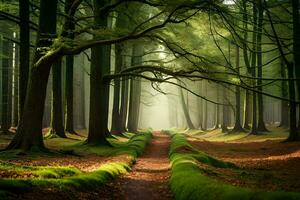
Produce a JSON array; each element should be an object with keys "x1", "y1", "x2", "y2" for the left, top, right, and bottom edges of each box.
[
  {"x1": 257, "y1": 0, "x2": 268, "y2": 132},
  {"x1": 120, "y1": 76, "x2": 129, "y2": 132},
  {"x1": 231, "y1": 45, "x2": 244, "y2": 133},
  {"x1": 288, "y1": 0, "x2": 300, "y2": 140},
  {"x1": 48, "y1": 59, "x2": 66, "y2": 138},
  {"x1": 127, "y1": 44, "x2": 142, "y2": 132},
  {"x1": 12, "y1": 39, "x2": 19, "y2": 127},
  {"x1": 179, "y1": 82, "x2": 195, "y2": 129},
  {"x1": 19, "y1": 0, "x2": 30, "y2": 118},
  {"x1": 87, "y1": 0, "x2": 111, "y2": 145},
  {"x1": 1, "y1": 39, "x2": 11, "y2": 134},
  {"x1": 221, "y1": 85, "x2": 229, "y2": 133},
  {"x1": 279, "y1": 59, "x2": 289, "y2": 128},
  {"x1": 250, "y1": 2, "x2": 258, "y2": 135},
  {"x1": 287, "y1": 62, "x2": 298, "y2": 141},
  {"x1": 64, "y1": 0, "x2": 77, "y2": 134},
  {"x1": 292, "y1": 0, "x2": 300, "y2": 135},
  {"x1": 213, "y1": 84, "x2": 220, "y2": 129},
  {"x1": 6, "y1": 0, "x2": 58, "y2": 150},
  {"x1": 111, "y1": 44, "x2": 122, "y2": 134}
]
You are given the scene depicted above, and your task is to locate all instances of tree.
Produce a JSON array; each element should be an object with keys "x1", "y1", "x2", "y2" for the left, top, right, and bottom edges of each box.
[
  {"x1": 87, "y1": 0, "x2": 111, "y2": 145},
  {"x1": 64, "y1": 0, "x2": 77, "y2": 134},
  {"x1": 231, "y1": 45, "x2": 245, "y2": 133},
  {"x1": 6, "y1": 0, "x2": 58, "y2": 150},
  {"x1": 256, "y1": 0, "x2": 268, "y2": 132},
  {"x1": 127, "y1": 44, "x2": 143, "y2": 132},
  {"x1": 19, "y1": 0, "x2": 30, "y2": 118},
  {"x1": 47, "y1": 59, "x2": 66, "y2": 138}
]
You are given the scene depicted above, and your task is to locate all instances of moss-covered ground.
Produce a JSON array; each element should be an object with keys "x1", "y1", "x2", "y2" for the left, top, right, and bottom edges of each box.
[
  {"x1": 0, "y1": 131, "x2": 152, "y2": 199},
  {"x1": 167, "y1": 130, "x2": 300, "y2": 200}
]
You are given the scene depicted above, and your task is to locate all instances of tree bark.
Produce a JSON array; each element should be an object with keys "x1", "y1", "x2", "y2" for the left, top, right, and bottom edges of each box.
[
  {"x1": 1, "y1": 38, "x2": 11, "y2": 134},
  {"x1": 19, "y1": 0, "x2": 30, "y2": 118},
  {"x1": 288, "y1": 0, "x2": 300, "y2": 140},
  {"x1": 87, "y1": 0, "x2": 111, "y2": 145},
  {"x1": 6, "y1": 0, "x2": 58, "y2": 150},
  {"x1": 279, "y1": 59, "x2": 289, "y2": 128},
  {"x1": 48, "y1": 59, "x2": 66, "y2": 138},
  {"x1": 111, "y1": 44, "x2": 122, "y2": 134},
  {"x1": 257, "y1": 0, "x2": 268, "y2": 132},
  {"x1": 179, "y1": 82, "x2": 195, "y2": 129},
  {"x1": 250, "y1": 2, "x2": 258, "y2": 135},
  {"x1": 231, "y1": 45, "x2": 245, "y2": 133},
  {"x1": 64, "y1": 0, "x2": 76, "y2": 134},
  {"x1": 127, "y1": 44, "x2": 142, "y2": 132}
]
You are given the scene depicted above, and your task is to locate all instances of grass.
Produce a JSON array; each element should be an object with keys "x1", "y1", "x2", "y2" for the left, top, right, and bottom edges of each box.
[
  {"x1": 0, "y1": 131, "x2": 152, "y2": 198},
  {"x1": 168, "y1": 131, "x2": 300, "y2": 200}
]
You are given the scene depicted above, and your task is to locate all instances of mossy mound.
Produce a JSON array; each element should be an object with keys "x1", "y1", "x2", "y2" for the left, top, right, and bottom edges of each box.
[{"x1": 168, "y1": 132, "x2": 300, "y2": 200}]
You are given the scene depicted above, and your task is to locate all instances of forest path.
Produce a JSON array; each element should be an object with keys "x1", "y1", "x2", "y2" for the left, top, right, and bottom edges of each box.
[{"x1": 97, "y1": 131, "x2": 173, "y2": 200}]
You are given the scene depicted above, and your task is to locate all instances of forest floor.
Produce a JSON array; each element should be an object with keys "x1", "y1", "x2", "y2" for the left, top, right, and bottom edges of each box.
[
  {"x1": 94, "y1": 131, "x2": 173, "y2": 200},
  {"x1": 184, "y1": 127, "x2": 300, "y2": 192},
  {"x1": 0, "y1": 130, "x2": 173, "y2": 200},
  {"x1": 0, "y1": 127, "x2": 299, "y2": 199}
]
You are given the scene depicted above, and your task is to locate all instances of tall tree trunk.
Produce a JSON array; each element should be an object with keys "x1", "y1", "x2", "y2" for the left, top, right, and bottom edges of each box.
[
  {"x1": 6, "y1": 0, "x2": 58, "y2": 150},
  {"x1": 241, "y1": 0, "x2": 251, "y2": 130},
  {"x1": 64, "y1": 0, "x2": 76, "y2": 134},
  {"x1": 12, "y1": 39, "x2": 19, "y2": 127},
  {"x1": 231, "y1": 45, "x2": 244, "y2": 133},
  {"x1": 179, "y1": 82, "x2": 195, "y2": 129},
  {"x1": 279, "y1": 59, "x2": 289, "y2": 128},
  {"x1": 292, "y1": 0, "x2": 300, "y2": 131},
  {"x1": 87, "y1": 0, "x2": 111, "y2": 145},
  {"x1": 202, "y1": 81, "x2": 207, "y2": 130},
  {"x1": 48, "y1": 59, "x2": 66, "y2": 138},
  {"x1": 213, "y1": 84, "x2": 220, "y2": 129},
  {"x1": 111, "y1": 45, "x2": 122, "y2": 134},
  {"x1": 221, "y1": 85, "x2": 229, "y2": 133},
  {"x1": 19, "y1": 0, "x2": 30, "y2": 118},
  {"x1": 257, "y1": 0, "x2": 268, "y2": 132},
  {"x1": 289, "y1": 0, "x2": 300, "y2": 140},
  {"x1": 250, "y1": 2, "x2": 258, "y2": 135},
  {"x1": 127, "y1": 44, "x2": 142, "y2": 132},
  {"x1": 120, "y1": 76, "x2": 129, "y2": 132},
  {"x1": 1, "y1": 39, "x2": 11, "y2": 134},
  {"x1": 287, "y1": 62, "x2": 298, "y2": 141}
]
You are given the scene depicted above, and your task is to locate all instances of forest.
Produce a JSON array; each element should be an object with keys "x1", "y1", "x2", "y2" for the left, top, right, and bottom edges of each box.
[{"x1": 0, "y1": 0, "x2": 299, "y2": 199}]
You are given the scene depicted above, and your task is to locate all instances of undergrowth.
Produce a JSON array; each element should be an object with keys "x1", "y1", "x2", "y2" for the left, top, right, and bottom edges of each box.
[{"x1": 168, "y1": 131, "x2": 300, "y2": 200}]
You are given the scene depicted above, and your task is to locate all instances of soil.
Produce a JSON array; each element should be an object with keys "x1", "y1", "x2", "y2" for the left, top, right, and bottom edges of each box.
[{"x1": 189, "y1": 137, "x2": 300, "y2": 192}]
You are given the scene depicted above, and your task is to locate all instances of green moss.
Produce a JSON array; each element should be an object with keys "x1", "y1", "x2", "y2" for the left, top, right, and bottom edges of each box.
[
  {"x1": 0, "y1": 131, "x2": 152, "y2": 198},
  {"x1": 169, "y1": 132, "x2": 300, "y2": 200}
]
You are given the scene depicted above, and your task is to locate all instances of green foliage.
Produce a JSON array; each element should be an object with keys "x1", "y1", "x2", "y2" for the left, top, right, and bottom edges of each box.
[{"x1": 168, "y1": 132, "x2": 300, "y2": 200}]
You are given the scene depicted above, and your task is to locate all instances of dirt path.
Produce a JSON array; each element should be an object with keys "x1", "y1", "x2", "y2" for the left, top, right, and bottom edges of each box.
[{"x1": 96, "y1": 131, "x2": 173, "y2": 200}]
